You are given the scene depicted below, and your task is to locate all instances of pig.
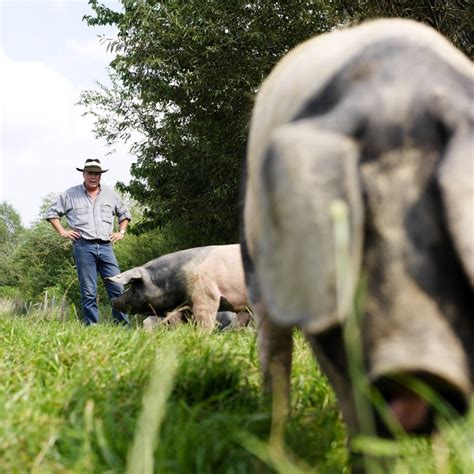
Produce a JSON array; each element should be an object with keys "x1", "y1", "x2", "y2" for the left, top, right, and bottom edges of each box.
[
  {"x1": 241, "y1": 17, "x2": 473, "y2": 453},
  {"x1": 107, "y1": 244, "x2": 248, "y2": 330}
]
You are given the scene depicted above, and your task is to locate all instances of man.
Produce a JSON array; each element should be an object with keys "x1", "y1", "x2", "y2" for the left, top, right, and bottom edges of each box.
[{"x1": 46, "y1": 158, "x2": 131, "y2": 326}]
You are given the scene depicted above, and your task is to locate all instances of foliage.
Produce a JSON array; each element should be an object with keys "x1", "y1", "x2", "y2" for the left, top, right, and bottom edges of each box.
[
  {"x1": 0, "y1": 201, "x2": 24, "y2": 287},
  {"x1": 10, "y1": 198, "x2": 79, "y2": 312},
  {"x1": 343, "y1": 0, "x2": 473, "y2": 58},
  {"x1": 81, "y1": 0, "x2": 346, "y2": 248},
  {"x1": 114, "y1": 223, "x2": 178, "y2": 271},
  {"x1": 9, "y1": 220, "x2": 79, "y2": 303},
  {"x1": 0, "y1": 201, "x2": 23, "y2": 242}
]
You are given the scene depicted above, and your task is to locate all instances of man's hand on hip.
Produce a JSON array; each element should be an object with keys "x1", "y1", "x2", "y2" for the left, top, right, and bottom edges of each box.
[
  {"x1": 110, "y1": 231, "x2": 125, "y2": 244},
  {"x1": 61, "y1": 229, "x2": 81, "y2": 241}
]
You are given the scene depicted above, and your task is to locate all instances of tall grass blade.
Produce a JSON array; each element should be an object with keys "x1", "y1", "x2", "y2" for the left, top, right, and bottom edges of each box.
[
  {"x1": 31, "y1": 432, "x2": 59, "y2": 472},
  {"x1": 125, "y1": 346, "x2": 179, "y2": 474},
  {"x1": 236, "y1": 431, "x2": 312, "y2": 474}
]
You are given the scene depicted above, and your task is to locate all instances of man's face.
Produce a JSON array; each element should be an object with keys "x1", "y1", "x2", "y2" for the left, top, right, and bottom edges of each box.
[{"x1": 83, "y1": 171, "x2": 102, "y2": 190}]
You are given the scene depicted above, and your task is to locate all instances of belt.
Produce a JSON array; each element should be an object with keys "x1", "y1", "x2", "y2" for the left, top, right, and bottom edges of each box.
[{"x1": 82, "y1": 239, "x2": 111, "y2": 244}]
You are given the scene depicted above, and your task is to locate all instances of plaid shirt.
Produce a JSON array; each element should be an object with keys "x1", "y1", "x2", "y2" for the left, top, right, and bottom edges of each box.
[{"x1": 45, "y1": 184, "x2": 131, "y2": 241}]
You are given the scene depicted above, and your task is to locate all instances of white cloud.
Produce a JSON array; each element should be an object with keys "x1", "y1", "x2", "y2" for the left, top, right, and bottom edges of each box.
[{"x1": 0, "y1": 47, "x2": 132, "y2": 226}]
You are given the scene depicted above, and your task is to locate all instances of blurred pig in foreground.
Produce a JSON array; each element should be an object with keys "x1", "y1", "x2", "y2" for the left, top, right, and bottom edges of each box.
[
  {"x1": 108, "y1": 244, "x2": 248, "y2": 330},
  {"x1": 241, "y1": 17, "x2": 473, "y2": 448}
]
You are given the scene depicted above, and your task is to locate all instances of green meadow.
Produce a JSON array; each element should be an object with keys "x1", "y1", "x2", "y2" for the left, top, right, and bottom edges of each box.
[{"x1": 0, "y1": 304, "x2": 472, "y2": 473}]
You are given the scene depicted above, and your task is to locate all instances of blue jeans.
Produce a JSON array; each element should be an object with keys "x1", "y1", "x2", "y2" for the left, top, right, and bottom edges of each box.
[{"x1": 72, "y1": 240, "x2": 129, "y2": 325}]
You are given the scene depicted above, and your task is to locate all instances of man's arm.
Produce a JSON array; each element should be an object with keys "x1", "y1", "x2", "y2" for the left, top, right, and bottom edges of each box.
[
  {"x1": 48, "y1": 218, "x2": 80, "y2": 241},
  {"x1": 111, "y1": 190, "x2": 132, "y2": 244},
  {"x1": 45, "y1": 192, "x2": 80, "y2": 241}
]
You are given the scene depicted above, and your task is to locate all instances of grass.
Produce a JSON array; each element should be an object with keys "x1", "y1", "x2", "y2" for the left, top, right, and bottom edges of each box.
[
  {"x1": 0, "y1": 302, "x2": 473, "y2": 473},
  {"x1": 0, "y1": 305, "x2": 346, "y2": 474}
]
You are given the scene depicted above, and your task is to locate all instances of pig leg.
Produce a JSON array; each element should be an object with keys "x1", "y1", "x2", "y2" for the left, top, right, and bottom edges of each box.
[
  {"x1": 255, "y1": 302, "x2": 293, "y2": 448},
  {"x1": 235, "y1": 311, "x2": 252, "y2": 328},
  {"x1": 192, "y1": 297, "x2": 220, "y2": 331},
  {"x1": 162, "y1": 310, "x2": 186, "y2": 327}
]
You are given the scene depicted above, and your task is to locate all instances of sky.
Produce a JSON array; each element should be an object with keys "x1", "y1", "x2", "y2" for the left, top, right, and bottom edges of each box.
[{"x1": 0, "y1": 0, "x2": 133, "y2": 227}]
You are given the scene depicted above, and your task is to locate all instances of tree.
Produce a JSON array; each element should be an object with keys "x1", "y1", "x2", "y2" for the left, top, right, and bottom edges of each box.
[
  {"x1": 8, "y1": 220, "x2": 78, "y2": 303},
  {"x1": 0, "y1": 202, "x2": 24, "y2": 288},
  {"x1": 81, "y1": 0, "x2": 345, "y2": 248},
  {"x1": 81, "y1": 0, "x2": 471, "y2": 249},
  {"x1": 343, "y1": 1, "x2": 472, "y2": 58},
  {"x1": 0, "y1": 201, "x2": 24, "y2": 244},
  {"x1": 7, "y1": 195, "x2": 78, "y2": 303}
]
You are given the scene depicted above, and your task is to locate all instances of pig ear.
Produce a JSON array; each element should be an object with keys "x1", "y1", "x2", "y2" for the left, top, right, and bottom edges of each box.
[
  {"x1": 437, "y1": 126, "x2": 474, "y2": 286},
  {"x1": 255, "y1": 121, "x2": 364, "y2": 333},
  {"x1": 107, "y1": 267, "x2": 143, "y2": 285}
]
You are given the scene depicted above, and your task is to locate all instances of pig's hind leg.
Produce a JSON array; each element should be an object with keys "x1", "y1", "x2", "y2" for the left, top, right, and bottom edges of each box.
[
  {"x1": 192, "y1": 297, "x2": 220, "y2": 331},
  {"x1": 241, "y1": 229, "x2": 293, "y2": 446},
  {"x1": 254, "y1": 301, "x2": 293, "y2": 449}
]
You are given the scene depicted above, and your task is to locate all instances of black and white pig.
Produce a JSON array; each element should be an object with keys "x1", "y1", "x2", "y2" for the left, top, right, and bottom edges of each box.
[
  {"x1": 107, "y1": 244, "x2": 248, "y2": 330},
  {"x1": 241, "y1": 17, "x2": 473, "y2": 447}
]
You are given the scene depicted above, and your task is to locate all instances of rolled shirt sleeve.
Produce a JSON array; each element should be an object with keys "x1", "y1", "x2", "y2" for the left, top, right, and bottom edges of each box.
[
  {"x1": 45, "y1": 193, "x2": 70, "y2": 220},
  {"x1": 114, "y1": 194, "x2": 132, "y2": 223}
]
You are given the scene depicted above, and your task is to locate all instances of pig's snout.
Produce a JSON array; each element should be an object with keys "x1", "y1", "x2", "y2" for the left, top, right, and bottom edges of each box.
[
  {"x1": 110, "y1": 296, "x2": 126, "y2": 312},
  {"x1": 373, "y1": 371, "x2": 469, "y2": 435}
]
